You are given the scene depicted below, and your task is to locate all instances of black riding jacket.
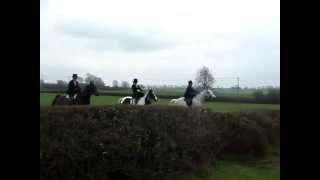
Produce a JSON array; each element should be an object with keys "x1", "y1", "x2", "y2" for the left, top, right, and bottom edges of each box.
[
  {"x1": 67, "y1": 80, "x2": 81, "y2": 97},
  {"x1": 184, "y1": 86, "x2": 198, "y2": 98},
  {"x1": 131, "y1": 84, "x2": 143, "y2": 97}
]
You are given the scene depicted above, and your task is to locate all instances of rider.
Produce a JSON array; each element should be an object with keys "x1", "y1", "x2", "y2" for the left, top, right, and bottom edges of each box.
[
  {"x1": 131, "y1": 78, "x2": 144, "y2": 104},
  {"x1": 184, "y1": 80, "x2": 199, "y2": 107},
  {"x1": 66, "y1": 74, "x2": 81, "y2": 103}
]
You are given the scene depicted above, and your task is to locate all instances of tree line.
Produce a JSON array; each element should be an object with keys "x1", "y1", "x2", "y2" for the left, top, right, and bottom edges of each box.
[
  {"x1": 40, "y1": 66, "x2": 216, "y2": 89},
  {"x1": 40, "y1": 66, "x2": 279, "y2": 104}
]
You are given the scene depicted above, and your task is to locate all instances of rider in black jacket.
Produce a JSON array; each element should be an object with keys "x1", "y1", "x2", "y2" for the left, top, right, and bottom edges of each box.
[
  {"x1": 184, "y1": 80, "x2": 199, "y2": 106},
  {"x1": 131, "y1": 78, "x2": 144, "y2": 104},
  {"x1": 66, "y1": 74, "x2": 81, "y2": 102}
]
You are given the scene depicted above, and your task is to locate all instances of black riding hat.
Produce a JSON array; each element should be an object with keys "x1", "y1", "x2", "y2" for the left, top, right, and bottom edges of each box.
[
  {"x1": 133, "y1": 78, "x2": 138, "y2": 83},
  {"x1": 188, "y1": 80, "x2": 193, "y2": 84},
  {"x1": 72, "y1": 74, "x2": 78, "y2": 78}
]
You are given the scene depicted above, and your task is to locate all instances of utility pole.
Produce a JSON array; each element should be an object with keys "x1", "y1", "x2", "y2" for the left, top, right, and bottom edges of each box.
[
  {"x1": 237, "y1": 77, "x2": 240, "y2": 89},
  {"x1": 236, "y1": 77, "x2": 240, "y2": 94}
]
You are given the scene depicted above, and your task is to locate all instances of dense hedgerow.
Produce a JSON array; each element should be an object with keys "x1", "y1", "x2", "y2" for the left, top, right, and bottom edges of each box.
[{"x1": 40, "y1": 106, "x2": 279, "y2": 180}]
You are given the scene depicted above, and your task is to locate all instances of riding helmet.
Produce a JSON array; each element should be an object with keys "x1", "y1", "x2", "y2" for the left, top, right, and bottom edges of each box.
[{"x1": 133, "y1": 78, "x2": 138, "y2": 83}]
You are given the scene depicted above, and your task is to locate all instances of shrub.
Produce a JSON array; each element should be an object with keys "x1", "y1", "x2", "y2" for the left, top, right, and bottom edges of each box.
[
  {"x1": 253, "y1": 90, "x2": 264, "y2": 101},
  {"x1": 40, "y1": 106, "x2": 280, "y2": 180},
  {"x1": 266, "y1": 88, "x2": 280, "y2": 104},
  {"x1": 40, "y1": 106, "x2": 223, "y2": 180}
]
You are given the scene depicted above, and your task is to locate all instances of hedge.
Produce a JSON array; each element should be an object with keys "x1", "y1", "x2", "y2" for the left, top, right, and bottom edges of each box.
[{"x1": 40, "y1": 106, "x2": 280, "y2": 180}]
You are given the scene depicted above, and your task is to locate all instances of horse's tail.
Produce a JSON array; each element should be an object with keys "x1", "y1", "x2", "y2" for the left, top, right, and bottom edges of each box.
[
  {"x1": 169, "y1": 99, "x2": 176, "y2": 104},
  {"x1": 51, "y1": 95, "x2": 61, "y2": 106},
  {"x1": 118, "y1": 97, "x2": 123, "y2": 104}
]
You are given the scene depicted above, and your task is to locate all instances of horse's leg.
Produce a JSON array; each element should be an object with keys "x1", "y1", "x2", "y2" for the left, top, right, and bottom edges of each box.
[
  {"x1": 51, "y1": 96, "x2": 57, "y2": 106},
  {"x1": 56, "y1": 96, "x2": 68, "y2": 106},
  {"x1": 51, "y1": 95, "x2": 61, "y2": 106}
]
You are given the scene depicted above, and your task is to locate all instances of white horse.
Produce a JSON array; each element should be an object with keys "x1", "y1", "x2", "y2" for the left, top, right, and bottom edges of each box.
[
  {"x1": 119, "y1": 89, "x2": 158, "y2": 105},
  {"x1": 169, "y1": 89, "x2": 216, "y2": 107}
]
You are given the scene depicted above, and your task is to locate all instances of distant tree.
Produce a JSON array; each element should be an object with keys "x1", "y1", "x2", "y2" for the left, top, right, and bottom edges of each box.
[
  {"x1": 266, "y1": 88, "x2": 280, "y2": 103},
  {"x1": 57, "y1": 80, "x2": 67, "y2": 85},
  {"x1": 121, "y1": 81, "x2": 130, "y2": 88},
  {"x1": 253, "y1": 89, "x2": 264, "y2": 100},
  {"x1": 112, "y1": 80, "x2": 118, "y2": 88},
  {"x1": 40, "y1": 79, "x2": 44, "y2": 88},
  {"x1": 85, "y1": 73, "x2": 105, "y2": 88},
  {"x1": 195, "y1": 66, "x2": 215, "y2": 90},
  {"x1": 56, "y1": 80, "x2": 67, "y2": 90}
]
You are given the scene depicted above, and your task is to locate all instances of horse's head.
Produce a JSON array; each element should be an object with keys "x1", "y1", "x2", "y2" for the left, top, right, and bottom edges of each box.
[
  {"x1": 84, "y1": 82, "x2": 99, "y2": 96},
  {"x1": 207, "y1": 89, "x2": 216, "y2": 98},
  {"x1": 147, "y1": 89, "x2": 158, "y2": 102},
  {"x1": 202, "y1": 89, "x2": 216, "y2": 99}
]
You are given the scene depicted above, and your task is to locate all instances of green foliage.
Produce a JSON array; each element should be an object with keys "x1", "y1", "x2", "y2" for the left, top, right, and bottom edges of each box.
[
  {"x1": 175, "y1": 159, "x2": 280, "y2": 180},
  {"x1": 213, "y1": 113, "x2": 268, "y2": 158},
  {"x1": 40, "y1": 106, "x2": 279, "y2": 180},
  {"x1": 253, "y1": 89, "x2": 280, "y2": 104},
  {"x1": 265, "y1": 88, "x2": 280, "y2": 103},
  {"x1": 253, "y1": 90, "x2": 264, "y2": 100}
]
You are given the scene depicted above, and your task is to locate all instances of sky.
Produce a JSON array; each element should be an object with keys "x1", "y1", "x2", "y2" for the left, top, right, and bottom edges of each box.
[{"x1": 40, "y1": 0, "x2": 280, "y2": 88}]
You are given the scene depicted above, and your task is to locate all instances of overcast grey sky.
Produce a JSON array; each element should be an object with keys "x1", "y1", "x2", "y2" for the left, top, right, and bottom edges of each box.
[{"x1": 40, "y1": 0, "x2": 279, "y2": 88}]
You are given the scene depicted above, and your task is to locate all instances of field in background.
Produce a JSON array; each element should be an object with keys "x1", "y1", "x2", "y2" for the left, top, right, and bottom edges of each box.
[
  {"x1": 40, "y1": 93, "x2": 280, "y2": 112},
  {"x1": 41, "y1": 87, "x2": 258, "y2": 98},
  {"x1": 96, "y1": 88, "x2": 258, "y2": 97}
]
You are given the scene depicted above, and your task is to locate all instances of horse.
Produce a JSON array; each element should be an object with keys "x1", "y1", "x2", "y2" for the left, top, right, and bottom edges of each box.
[
  {"x1": 118, "y1": 89, "x2": 158, "y2": 105},
  {"x1": 51, "y1": 83, "x2": 99, "y2": 106},
  {"x1": 168, "y1": 89, "x2": 216, "y2": 108}
]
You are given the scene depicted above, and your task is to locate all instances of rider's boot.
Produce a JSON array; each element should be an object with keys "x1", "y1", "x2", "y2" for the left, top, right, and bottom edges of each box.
[{"x1": 186, "y1": 98, "x2": 192, "y2": 107}]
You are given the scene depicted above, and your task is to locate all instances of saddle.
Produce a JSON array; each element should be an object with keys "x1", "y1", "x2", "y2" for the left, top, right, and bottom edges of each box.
[
  {"x1": 133, "y1": 97, "x2": 140, "y2": 105},
  {"x1": 66, "y1": 94, "x2": 79, "y2": 105},
  {"x1": 132, "y1": 92, "x2": 144, "y2": 105}
]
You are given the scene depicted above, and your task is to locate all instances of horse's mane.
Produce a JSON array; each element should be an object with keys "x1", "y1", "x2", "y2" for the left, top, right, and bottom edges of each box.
[
  {"x1": 143, "y1": 89, "x2": 155, "y2": 105},
  {"x1": 81, "y1": 85, "x2": 96, "y2": 96},
  {"x1": 194, "y1": 89, "x2": 208, "y2": 102},
  {"x1": 145, "y1": 89, "x2": 151, "y2": 104}
]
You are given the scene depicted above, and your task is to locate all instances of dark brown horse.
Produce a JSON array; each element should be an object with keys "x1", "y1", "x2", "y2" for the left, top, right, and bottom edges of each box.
[{"x1": 51, "y1": 83, "x2": 99, "y2": 106}]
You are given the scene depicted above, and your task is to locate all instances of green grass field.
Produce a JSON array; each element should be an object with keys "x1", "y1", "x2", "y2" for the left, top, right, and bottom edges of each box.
[
  {"x1": 175, "y1": 160, "x2": 279, "y2": 180},
  {"x1": 40, "y1": 93, "x2": 280, "y2": 112},
  {"x1": 174, "y1": 146, "x2": 280, "y2": 180}
]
